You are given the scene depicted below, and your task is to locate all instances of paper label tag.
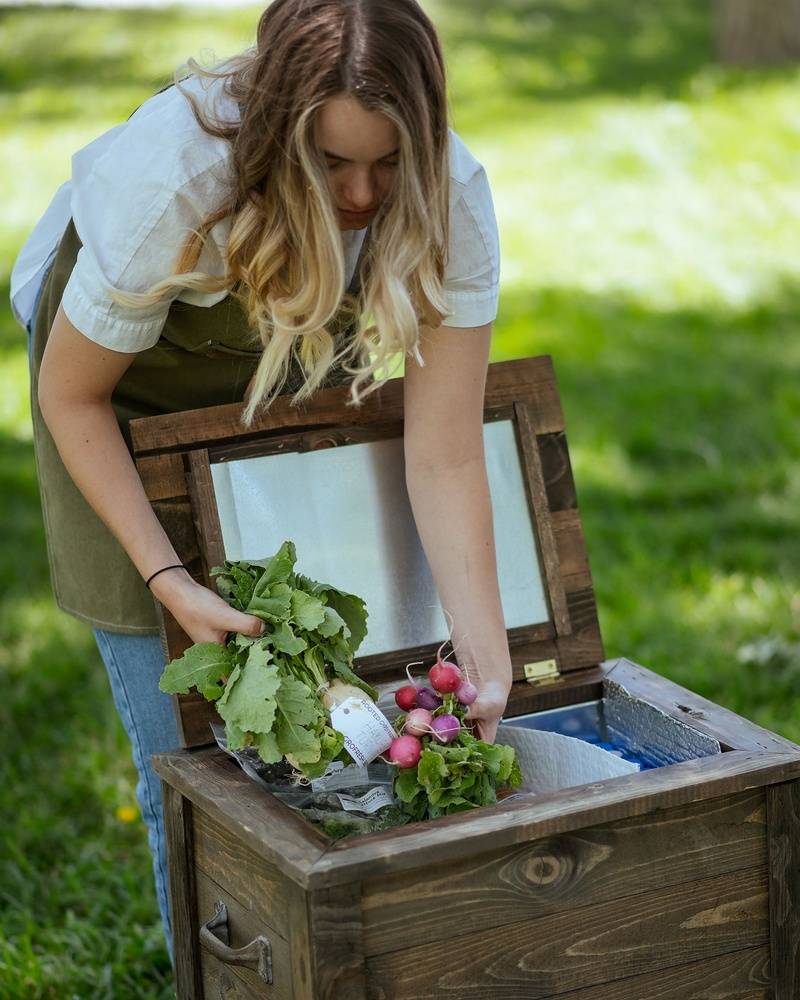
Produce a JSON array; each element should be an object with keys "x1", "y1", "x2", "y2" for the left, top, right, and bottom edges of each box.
[
  {"x1": 330, "y1": 696, "x2": 395, "y2": 766},
  {"x1": 336, "y1": 787, "x2": 395, "y2": 814}
]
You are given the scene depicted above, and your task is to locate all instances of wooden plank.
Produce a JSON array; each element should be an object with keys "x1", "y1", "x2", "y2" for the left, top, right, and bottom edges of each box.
[
  {"x1": 186, "y1": 448, "x2": 226, "y2": 575},
  {"x1": 154, "y1": 748, "x2": 328, "y2": 888},
  {"x1": 361, "y1": 788, "x2": 766, "y2": 955},
  {"x1": 136, "y1": 451, "x2": 187, "y2": 501},
  {"x1": 457, "y1": 946, "x2": 770, "y2": 1000},
  {"x1": 163, "y1": 784, "x2": 203, "y2": 1000},
  {"x1": 308, "y1": 749, "x2": 800, "y2": 888},
  {"x1": 607, "y1": 658, "x2": 800, "y2": 754},
  {"x1": 505, "y1": 663, "x2": 607, "y2": 716},
  {"x1": 365, "y1": 866, "x2": 769, "y2": 999},
  {"x1": 193, "y1": 807, "x2": 290, "y2": 937},
  {"x1": 196, "y1": 868, "x2": 291, "y2": 1000},
  {"x1": 551, "y1": 508, "x2": 592, "y2": 591},
  {"x1": 308, "y1": 882, "x2": 367, "y2": 1000},
  {"x1": 514, "y1": 402, "x2": 571, "y2": 637},
  {"x1": 766, "y1": 779, "x2": 800, "y2": 998},
  {"x1": 286, "y1": 882, "x2": 314, "y2": 1000},
  {"x1": 211, "y1": 420, "x2": 405, "y2": 465},
  {"x1": 538, "y1": 430, "x2": 578, "y2": 513},
  {"x1": 130, "y1": 356, "x2": 565, "y2": 455}
]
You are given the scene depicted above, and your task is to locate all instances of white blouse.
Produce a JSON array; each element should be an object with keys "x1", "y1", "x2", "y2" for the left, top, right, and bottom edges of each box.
[{"x1": 10, "y1": 70, "x2": 500, "y2": 349}]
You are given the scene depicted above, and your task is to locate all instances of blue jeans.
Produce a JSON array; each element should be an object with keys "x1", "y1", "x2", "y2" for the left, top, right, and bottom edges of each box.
[
  {"x1": 27, "y1": 268, "x2": 178, "y2": 965},
  {"x1": 93, "y1": 629, "x2": 179, "y2": 964}
]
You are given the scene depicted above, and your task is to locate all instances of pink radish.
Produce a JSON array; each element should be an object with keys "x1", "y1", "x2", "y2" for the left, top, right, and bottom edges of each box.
[
  {"x1": 404, "y1": 708, "x2": 433, "y2": 737},
  {"x1": 429, "y1": 660, "x2": 462, "y2": 693},
  {"x1": 389, "y1": 735, "x2": 422, "y2": 768},
  {"x1": 428, "y1": 620, "x2": 463, "y2": 693},
  {"x1": 430, "y1": 714, "x2": 460, "y2": 743},
  {"x1": 456, "y1": 680, "x2": 478, "y2": 705},
  {"x1": 394, "y1": 685, "x2": 418, "y2": 711}
]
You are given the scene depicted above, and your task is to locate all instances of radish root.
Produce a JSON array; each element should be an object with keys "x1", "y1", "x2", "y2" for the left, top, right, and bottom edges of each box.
[{"x1": 404, "y1": 660, "x2": 424, "y2": 686}]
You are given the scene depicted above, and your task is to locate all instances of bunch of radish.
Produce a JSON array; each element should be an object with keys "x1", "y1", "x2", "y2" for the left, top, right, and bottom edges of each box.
[{"x1": 387, "y1": 637, "x2": 479, "y2": 768}]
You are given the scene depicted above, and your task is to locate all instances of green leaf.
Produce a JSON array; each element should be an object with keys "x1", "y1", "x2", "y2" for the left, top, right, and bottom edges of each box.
[
  {"x1": 317, "y1": 604, "x2": 348, "y2": 638},
  {"x1": 251, "y1": 541, "x2": 296, "y2": 598},
  {"x1": 325, "y1": 655, "x2": 378, "y2": 701},
  {"x1": 278, "y1": 722, "x2": 322, "y2": 764},
  {"x1": 244, "y1": 642, "x2": 273, "y2": 670},
  {"x1": 253, "y1": 730, "x2": 282, "y2": 764},
  {"x1": 290, "y1": 590, "x2": 327, "y2": 631},
  {"x1": 273, "y1": 674, "x2": 323, "y2": 765},
  {"x1": 216, "y1": 660, "x2": 281, "y2": 734},
  {"x1": 212, "y1": 562, "x2": 259, "y2": 611},
  {"x1": 159, "y1": 643, "x2": 234, "y2": 701},
  {"x1": 269, "y1": 621, "x2": 308, "y2": 657},
  {"x1": 275, "y1": 675, "x2": 322, "y2": 728},
  {"x1": 417, "y1": 748, "x2": 448, "y2": 789},
  {"x1": 249, "y1": 582, "x2": 293, "y2": 622},
  {"x1": 225, "y1": 721, "x2": 249, "y2": 751},
  {"x1": 216, "y1": 664, "x2": 242, "y2": 707},
  {"x1": 323, "y1": 590, "x2": 368, "y2": 652},
  {"x1": 394, "y1": 767, "x2": 424, "y2": 804}
]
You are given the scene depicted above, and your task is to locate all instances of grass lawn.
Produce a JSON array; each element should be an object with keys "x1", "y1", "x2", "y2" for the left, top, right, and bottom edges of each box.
[{"x1": 2, "y1": 0, "x2": 799, "y2": 995}]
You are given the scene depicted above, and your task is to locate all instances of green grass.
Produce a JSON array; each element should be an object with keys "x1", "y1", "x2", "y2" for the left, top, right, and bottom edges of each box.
[{"x1": 2, "y1": 0, "x2": 800, "y2": 994}]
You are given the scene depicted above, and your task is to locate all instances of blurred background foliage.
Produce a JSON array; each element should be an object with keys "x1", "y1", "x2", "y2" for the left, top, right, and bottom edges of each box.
[{"x1": 1, "y1": 0, "x2": 799, "y2": 995}]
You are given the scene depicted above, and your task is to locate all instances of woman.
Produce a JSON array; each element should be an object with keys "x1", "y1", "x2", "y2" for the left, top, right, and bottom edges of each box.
[{"x1": 12, "y1": 0, "x2": 512, "y2": 962}]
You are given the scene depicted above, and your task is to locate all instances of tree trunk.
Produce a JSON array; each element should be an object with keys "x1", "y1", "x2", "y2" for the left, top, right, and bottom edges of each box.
[{"x1": 714, "y1": 0, "x2": 800, "y2": 65}]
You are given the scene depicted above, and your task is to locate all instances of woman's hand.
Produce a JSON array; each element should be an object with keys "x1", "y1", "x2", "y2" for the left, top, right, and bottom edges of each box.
[
  {"x1": 464, "y1": 675, "x2": 512, "y2": 744},
  {"x1": 151, "y1": 570, "x2": 265, "y2": 645}
]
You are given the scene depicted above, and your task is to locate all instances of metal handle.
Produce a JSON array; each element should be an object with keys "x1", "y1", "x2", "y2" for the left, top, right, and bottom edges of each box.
[{"x1": 199, "y1": 900, "x2": 273, "y2": 985}]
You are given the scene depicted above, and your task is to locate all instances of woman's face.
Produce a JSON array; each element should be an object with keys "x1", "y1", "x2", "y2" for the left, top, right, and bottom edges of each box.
[{"x1": 314, "y1": 94, "x2": 399, "y2": 231}]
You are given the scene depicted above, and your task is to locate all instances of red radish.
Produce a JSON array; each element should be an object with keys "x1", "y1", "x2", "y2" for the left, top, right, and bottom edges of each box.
[
  {"x1": 394, "y1": 684, "x2": 418, "y2": 711},
  {"x1": 430, "y1": 714, "x2": 460, "y2": 743},
  {"x1": 429, "y1": 660, "x2": 462, "y2": 693},
  {"x1": 456, "y1": 680, "x2": 478, "y2": 705},
  {"x1": 404, "y1": 708, "x2": 433, "y2": 737},
  {"x1": 416, "y1": 686, "x2": 443, "y2": 711},
  {"x1": 389, "y1": 734, "x2": 422, "y2": 768}
]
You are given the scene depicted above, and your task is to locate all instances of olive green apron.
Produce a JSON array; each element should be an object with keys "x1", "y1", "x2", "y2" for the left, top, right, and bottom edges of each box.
[{"x1": 29, "y1": 217, "x2": 371, "y2": 634}]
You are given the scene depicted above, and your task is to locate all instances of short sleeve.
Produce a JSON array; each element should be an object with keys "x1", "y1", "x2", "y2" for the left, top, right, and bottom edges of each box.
[
  {"x1": 61, "y1": 109, "x2": 230, "y2": 352},
  {"x1": 441, "y1": 166, "x2": 501, "y2": 328}
]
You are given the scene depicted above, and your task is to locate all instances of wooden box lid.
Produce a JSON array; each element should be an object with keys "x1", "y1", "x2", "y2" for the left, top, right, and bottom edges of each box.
[{"x1": 131, "y1": 355, "x2": 603, "y2": 748}]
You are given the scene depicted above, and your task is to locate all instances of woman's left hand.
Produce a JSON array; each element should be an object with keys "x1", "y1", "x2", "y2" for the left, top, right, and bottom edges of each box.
[{"x1": 464, "y1": 676, "x2": 512, "y2": 744}]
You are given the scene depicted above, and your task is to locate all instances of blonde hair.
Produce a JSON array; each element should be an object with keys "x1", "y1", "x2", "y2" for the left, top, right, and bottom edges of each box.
[{"x1": 112, "y1": 0, "x2": 451, "y2": 425}]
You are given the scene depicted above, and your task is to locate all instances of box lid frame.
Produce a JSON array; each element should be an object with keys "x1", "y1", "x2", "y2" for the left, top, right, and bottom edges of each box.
[{"x1": 131, "y1": 355, "x2": 603, "y2": 749}]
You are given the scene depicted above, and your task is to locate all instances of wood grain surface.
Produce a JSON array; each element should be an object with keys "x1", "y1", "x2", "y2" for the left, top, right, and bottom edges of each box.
[
  {"x1": 365, "y1": 866, "x2": 768, "y2": 999},
  {"x1": 360, "y1": 788, "x2": 766, "y2": 955},
  {"x1": 310, "y1": 749, "x2": 800, "y2": 888},
  {"x1": 766, "y1": 778, "x2": 800, "y2": 998}
]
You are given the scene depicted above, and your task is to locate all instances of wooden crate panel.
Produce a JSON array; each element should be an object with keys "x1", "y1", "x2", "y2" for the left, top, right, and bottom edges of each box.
[
  {"x1": 365, "y1": 866, "x2": 768, "y2": 999},
  {"x1": 196, "y1": 869, "x2": 291, "y2": 1000},
  {"x1": 194, "y1": 806, "x2": 291, "y2": 935},
  {"x1": 517, "y1": 946, "x2": 771, "y2": 1000},
  {"x1": 362, "y1": 789, "x2": 766, "y2": 955}
]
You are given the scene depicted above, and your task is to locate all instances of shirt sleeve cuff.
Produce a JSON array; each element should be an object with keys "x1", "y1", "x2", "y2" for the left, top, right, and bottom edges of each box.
[
  {"x1": 440, "y1": 284, "x2": 499, "y2": 328},
  {"x1": 61, "y1": 267, "x2": 167, "y2": 352}
]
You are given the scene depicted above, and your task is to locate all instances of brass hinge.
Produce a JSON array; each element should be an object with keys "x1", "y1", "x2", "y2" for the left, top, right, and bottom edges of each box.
[{"x1": 523, "y1": 658, "x2": 560, "y2": 685}]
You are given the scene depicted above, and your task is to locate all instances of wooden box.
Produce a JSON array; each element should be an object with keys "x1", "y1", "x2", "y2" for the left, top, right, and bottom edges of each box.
[{"x1": 134, "y1": 357, "x2": 800, "y2": 999}]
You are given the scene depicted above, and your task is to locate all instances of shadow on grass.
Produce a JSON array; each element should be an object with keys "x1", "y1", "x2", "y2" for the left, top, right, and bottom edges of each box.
[
  {"x1": 3, "y1": 0, "x2": 798, "y2": 127},
  {"x1": 0, "y1": 6, "x2": 176, "y2": 93},
  {"x1": 436, "y1": 0, "x2": 800, "y2": 106}
]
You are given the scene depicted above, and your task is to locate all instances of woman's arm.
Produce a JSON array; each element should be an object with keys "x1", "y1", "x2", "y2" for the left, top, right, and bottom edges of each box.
[
  {"x1": 38, "y1": 305, "x2": 264, "y2": 644},
  {"x1": 403, "y1": 320, "x2": 512, "y2": 742}
]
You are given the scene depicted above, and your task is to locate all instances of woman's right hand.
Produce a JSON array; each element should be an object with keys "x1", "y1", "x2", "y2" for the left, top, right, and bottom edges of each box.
[{"x1": 151, "y1": 569, "x2": 265, "y2": 645}]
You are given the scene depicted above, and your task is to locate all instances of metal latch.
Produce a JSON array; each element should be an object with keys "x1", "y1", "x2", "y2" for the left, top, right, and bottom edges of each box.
[{"x1": 523, "y1": 659, "x2": 560, "y2": 685}]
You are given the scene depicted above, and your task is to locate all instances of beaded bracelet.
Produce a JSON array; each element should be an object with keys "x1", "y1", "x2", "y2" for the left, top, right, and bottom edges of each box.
[{"x1": 145, "y1": 563, "x2": 187, "y2": 591}]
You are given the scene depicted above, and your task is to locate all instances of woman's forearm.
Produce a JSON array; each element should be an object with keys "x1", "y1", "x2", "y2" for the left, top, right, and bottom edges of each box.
[
  {"x1": 38, "y1": 395, "x2": 181, "y2": 583},
  {"x1": 405, "y1": 452, "x2": 513, "y2": 689}
]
